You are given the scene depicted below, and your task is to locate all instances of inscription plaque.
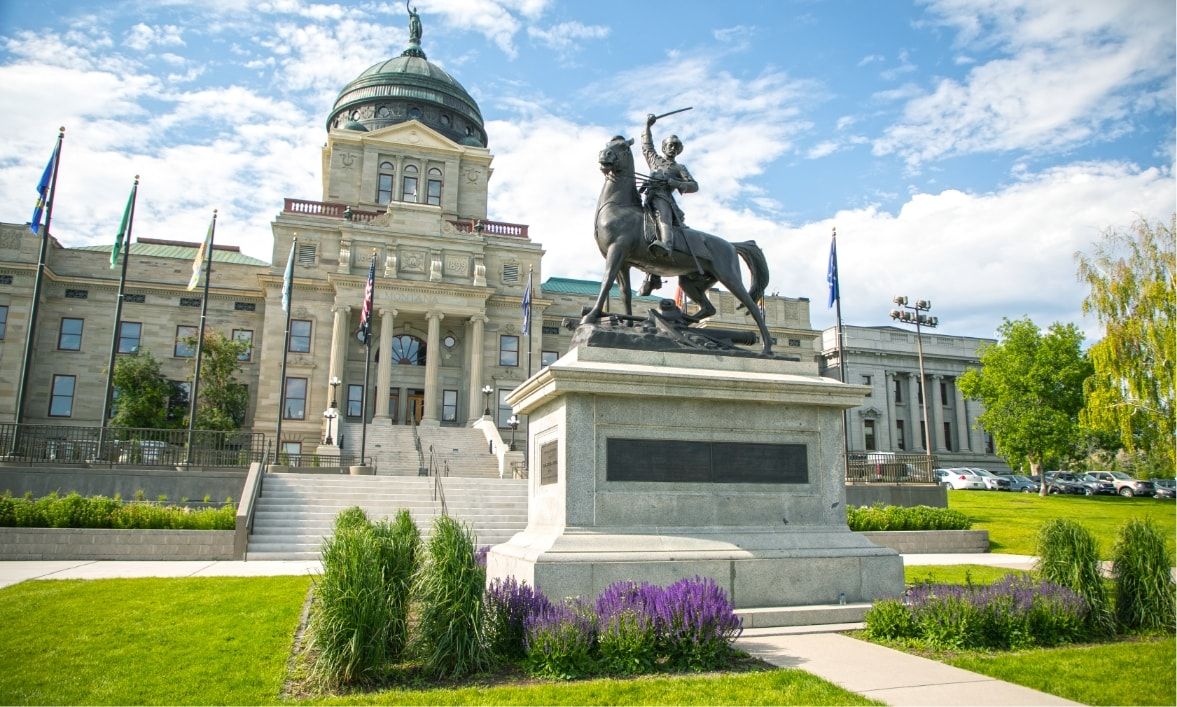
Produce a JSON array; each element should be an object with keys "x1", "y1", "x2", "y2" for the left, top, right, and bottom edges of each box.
[
  {"x1": 606, "y1": 438, "x2": 808, "y2": 484},
  {"x1": 539, "y1": 441, "x2": 558, "y2": 485}
]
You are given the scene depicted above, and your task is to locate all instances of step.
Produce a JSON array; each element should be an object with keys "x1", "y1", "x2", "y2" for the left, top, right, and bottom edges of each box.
[{"x1": 735, "y1": 603, "x2": 871, "y2": 628}]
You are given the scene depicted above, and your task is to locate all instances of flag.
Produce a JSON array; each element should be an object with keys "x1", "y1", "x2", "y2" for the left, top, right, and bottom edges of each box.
[
  {"x1": 521, "y1": 269, "x2": 533, "y2": 335},
  {"x1": 111, "y1": 182, "x2": 135, "y2": 268},
  {"x1": 281, "y1": 239, "x2": 296, "y2": 312},
  {"x1": 30, "y1": 144, "x2": 59, "y2": 235},
  {"x1": 357, "y1": 253, "x2": 376, "y2": 344},
  {"x1": 674, "y1": 285, "x2": 685, "y2": 311},
  {"x1": 187, "y1": 217, "x2": 214, "y2": 291},
  {"x1": 826, "y1": 232, "x2": 839, "y2": 309}
]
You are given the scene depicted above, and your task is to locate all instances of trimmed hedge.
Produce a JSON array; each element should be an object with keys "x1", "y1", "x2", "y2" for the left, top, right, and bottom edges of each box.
[
  {"x1": 848, "y1": 504, "x2": 971, "y2": 531},
  {"x1": 0, "y1": 492, "x2": 235, "y2": 530}
]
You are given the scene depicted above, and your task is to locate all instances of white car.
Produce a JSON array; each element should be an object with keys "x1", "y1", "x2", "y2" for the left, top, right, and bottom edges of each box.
[
  {"x1": 967, "y1": 468, "x2": 1012, "y2": 491},
  {"x1": 934, "y1": 468, "x2": 987, "y2": 490}
]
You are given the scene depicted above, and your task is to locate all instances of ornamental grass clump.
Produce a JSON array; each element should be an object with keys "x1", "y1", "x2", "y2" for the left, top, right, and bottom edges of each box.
[
  {"x1": 523, "y1": 601, "x2": 598, "y2": 679},
  {"x1": 594, "y1": 580, "x2": 662, "y2": 675},
  {"x1": 483, "y1": 576, "x2": 552, "y2": 663},
  {"x1": 1111, "y1": 518, "x2": 1176, "y2": 633},
  {"x1": 654, "y1": 577, "x2": 743, "y2": 671},
  {"x1": 370, "y1": 509, "x2": 420, "y2": 659},
  {"x1": 1036, "y1": 518, "x2": 1114, "y2": 636},
  {"x1": 413, "y1": 515, "x2": 489, "y2": 678}
]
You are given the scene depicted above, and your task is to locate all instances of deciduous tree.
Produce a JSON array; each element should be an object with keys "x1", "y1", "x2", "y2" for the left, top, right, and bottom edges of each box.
[
  {"x1": 110, "y1": 350, "x2": 171, "y2": 429},
  {"x1": 1075, "y1": 215, "x2": 1175, "y2": 477},
  {"x1": 182, "y1": 330, "x2": 249, "y2": 431},
  {"x1": 959, "y1": 318, "x2": 1091, "y2": 494}
]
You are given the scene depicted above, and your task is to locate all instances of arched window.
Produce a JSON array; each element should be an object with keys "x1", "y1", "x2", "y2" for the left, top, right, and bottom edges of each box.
[
  {"x1": 426, "y1": 167, "x2": 443, "y2": 206},
  {"x1": 401, "y1": 164, "x2": 419, "y2": 203},
  {"x1": 376, "y1": 161, "x2": 394, "y2": 205},
  {"x1": 391, "y1": 335, "x2": 426, "y2": 365}
]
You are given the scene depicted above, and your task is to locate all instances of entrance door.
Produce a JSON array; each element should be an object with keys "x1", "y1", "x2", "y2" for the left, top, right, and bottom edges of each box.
[{"x1": 407, "y1": 389, "x2": 425, "y2": 425}]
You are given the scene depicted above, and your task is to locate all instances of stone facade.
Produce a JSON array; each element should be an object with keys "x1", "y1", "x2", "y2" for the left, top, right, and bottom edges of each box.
[{"x1": 818, "y1": 325, "x2": 1009, "y2": 472}]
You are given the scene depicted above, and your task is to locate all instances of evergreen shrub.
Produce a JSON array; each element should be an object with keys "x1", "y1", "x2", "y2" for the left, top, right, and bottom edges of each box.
[
  {"x1": 847, "y1": 504, "x2": 971, "y2": 531},
  {"x1": 0, "y1": 491, "x2": 234, "y2": 530}
]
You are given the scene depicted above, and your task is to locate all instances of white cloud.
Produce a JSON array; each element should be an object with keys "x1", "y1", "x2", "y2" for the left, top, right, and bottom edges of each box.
[
  {"x1": 527, "y1": 20, "x2": 608, "y2": 54},
  {"x1": 124, "y1": 23, "x2": 185, "y2": 51}
]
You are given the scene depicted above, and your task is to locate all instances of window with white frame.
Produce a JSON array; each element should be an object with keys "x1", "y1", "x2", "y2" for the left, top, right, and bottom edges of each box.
[
  {"x1": 401, "y1": 164, "x2": 418, "y2": 202},
  {"x1": 377, "y1": 161, "x2": 395, "y2": 204},
  {"x1": 442, "y1": 389, "x2": 458, "y2": 422}
]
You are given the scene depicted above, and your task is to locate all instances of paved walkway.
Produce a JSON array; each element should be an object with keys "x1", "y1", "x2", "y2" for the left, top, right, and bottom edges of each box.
[{"x1": 0, "y1": 553, "x2": 1075, "y2": 706}]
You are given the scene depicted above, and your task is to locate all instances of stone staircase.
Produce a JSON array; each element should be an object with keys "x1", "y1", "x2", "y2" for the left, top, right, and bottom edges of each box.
[
  {"x1": 245, "y1": 472, "x2": 528, "y2": 560},
  {"x1": 340, "y1": 422, "x2": 499, "y2": 478}
]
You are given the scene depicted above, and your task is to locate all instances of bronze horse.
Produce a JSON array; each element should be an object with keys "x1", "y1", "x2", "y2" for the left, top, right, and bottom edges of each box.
[{"x1": 581, "y1": 135, "x2": 774, "y2": 355}]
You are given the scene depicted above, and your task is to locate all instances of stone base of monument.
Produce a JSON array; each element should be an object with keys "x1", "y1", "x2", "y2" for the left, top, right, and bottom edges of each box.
[{"x1": 485, "y1": 340, "x2": 904, "y2": 615}]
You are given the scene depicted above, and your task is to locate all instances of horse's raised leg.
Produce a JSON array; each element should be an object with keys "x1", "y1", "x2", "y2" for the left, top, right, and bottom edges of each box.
[{"x1": 580, "y1": 243, "x2": 627, "y2": 325}]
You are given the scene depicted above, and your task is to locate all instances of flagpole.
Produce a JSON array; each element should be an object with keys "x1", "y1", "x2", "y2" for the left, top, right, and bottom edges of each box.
[
  {"x1": 359, "y1": 251, "x2": 376, "y2": 466},
  {"x1": 13, "y1": 127, "x2": 64, "y2": 428},
  {"x1": 526, "y1": 267, "x2": 534, "y2": 378},
  {"x1": 101, "y1": 175, "x2": 139, "y2": 448},
  {"x1": 185, "y1": 210, "x2": 217, "y2": 466},
  {"x1": 275, "y1": 237, "x2": 295, "y2": 458},
  {"x1": 830, "y1": 227, "x2": 850, "y2": 470}
]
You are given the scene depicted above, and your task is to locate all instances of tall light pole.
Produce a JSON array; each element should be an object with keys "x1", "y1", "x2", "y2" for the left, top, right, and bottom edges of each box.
[
  {"x1": 890, "y1": 297, "x2": 938, "y2": 459},
  {"x1": 508, "y1": 414, "x2": 519, "y2": 451},
  {"x1": 481, "y1": 385, "x2": 494, "y2": 418}
]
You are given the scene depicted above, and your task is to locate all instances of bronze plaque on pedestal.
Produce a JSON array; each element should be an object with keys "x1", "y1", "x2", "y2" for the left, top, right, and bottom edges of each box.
[
  {"x1": 539, "y1": 441, "x2": 558, "y2": 485},
  {"x1": 606, "y1": 438, "x2": 807, "y2": 484}
]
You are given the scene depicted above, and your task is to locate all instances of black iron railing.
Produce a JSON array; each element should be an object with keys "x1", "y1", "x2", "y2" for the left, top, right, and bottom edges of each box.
[
  {"x1": 0, "y1": 423, "x2": 267, "y2": 468},
  {"x1": 846, "y1": 452, "x2": 937, "y2": 484},
  {"x1": 273, "y1": 453, "x2": 369, "y2": 468}
]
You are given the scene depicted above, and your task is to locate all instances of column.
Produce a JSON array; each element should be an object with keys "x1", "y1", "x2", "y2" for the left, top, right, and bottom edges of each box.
[
  {"x1": 930, "y1": 374, "x2": 946, "y2": 451},
  {"x1": 326, "y1": 305, "x2": 350, "y2": 400},
  {"x1": 466, "y1": 314, "x2": 487, "y2": 421},
  {"x1": 884, "y1": 372, "x2": 897, "y2": 450},
  {"x1": 374, "y1": 308, "x2": 397, "y2": 420},
  {"x1": 421, "y1": 310, "x2": 444, "y2": 426},
  {"x1": 906, "y1": 373, "x2": 921, "y2": 450},
  {"x1": 953, "y1": 378, "x2": 971, "y2": 452}
]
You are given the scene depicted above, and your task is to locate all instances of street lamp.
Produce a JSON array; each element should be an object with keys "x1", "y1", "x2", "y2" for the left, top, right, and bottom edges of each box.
[
  {"x1": 323, "y1": 407, "x2": 338, "y2": 445},
  {"x1": 890, "y1": 296, "x2": 938, "y2": 458},
  {"x1": 329, "y1": 376, "x2": 341, "y2": 409},
  {"x1": 482, "y1": 384, "x2": 494, "y2": 417},
  {"x1": 508, "y1": 415, "x2": 519, "y2": 451}
]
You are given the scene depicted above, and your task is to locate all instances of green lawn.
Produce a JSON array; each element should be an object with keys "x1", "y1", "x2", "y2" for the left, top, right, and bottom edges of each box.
[
  {"x1": 0, "y1": 577, "x2": 875, "y2": 706},
  {"x1": 903, "y1": 564, "x2": 1031, "y2": 586},
  {"x1": 947, "y1": 491, "x2": 1175, "y2": 557}
]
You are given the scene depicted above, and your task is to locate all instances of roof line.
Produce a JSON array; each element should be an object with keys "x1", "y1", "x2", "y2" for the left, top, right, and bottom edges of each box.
[{"x1": 137, "y1": 236, "x2": 242, "y2": 253}]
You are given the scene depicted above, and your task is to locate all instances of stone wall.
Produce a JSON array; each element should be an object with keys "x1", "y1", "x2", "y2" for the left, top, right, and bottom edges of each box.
[
  {"x1": 860, "y1": 529, "x2": 990, "y2": 554},
  {"x1": 0, "y1": 467, "x2": 246, "y2": 503},
  {"x1": 0, "y1": 528, "x2": 235, "y2": 560},
  {"x1": 846, "y1": 484, "x2": 947, "y2": 508}
]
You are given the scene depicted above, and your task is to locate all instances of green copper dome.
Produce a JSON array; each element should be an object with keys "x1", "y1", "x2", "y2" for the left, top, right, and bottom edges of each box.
[{"x1": 326, "y1": 12, "x2": 487, "y2": 147}]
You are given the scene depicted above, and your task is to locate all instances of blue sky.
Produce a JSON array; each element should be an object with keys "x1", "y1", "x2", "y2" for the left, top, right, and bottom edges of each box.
[{"x1": 0, "y1": 0, "x2": 1173, "y2": 340}]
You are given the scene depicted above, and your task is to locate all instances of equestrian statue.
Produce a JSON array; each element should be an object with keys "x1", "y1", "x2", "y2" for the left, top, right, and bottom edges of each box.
[{"x1": 580, "y1": 111, "x2": 775, "y2": 356}]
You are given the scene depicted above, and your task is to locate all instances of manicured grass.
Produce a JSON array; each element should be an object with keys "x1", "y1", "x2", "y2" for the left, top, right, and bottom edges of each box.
[
  {"x1": 942, "y1": 637, "x2": 1175, "y2": 706},
  {"x1": 903, "y1": 564, "x2": 1031, "y2": 586},
  {"x1": 0, "y1": 576, "x2": 311, "y2": 705},
  {"x1": 947, "y1": 492, "x2": 1175, "y2": 558},
  {"x1": 308, "y1": 669, "x2": 881, "y2": 705}
]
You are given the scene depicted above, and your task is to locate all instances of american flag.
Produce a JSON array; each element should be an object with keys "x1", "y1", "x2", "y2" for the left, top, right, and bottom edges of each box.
[{"x1": 358, "y1": 252, "x2": 376, "y2": 345}]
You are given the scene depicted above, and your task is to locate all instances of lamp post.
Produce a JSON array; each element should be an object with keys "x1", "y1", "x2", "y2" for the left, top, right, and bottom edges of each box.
[
  {"x1": 482, "y1": 384, "x2": 494, "y2": 417},
  {"x1": 323, "y1": 408, "x2": 338, "y2": 445},
  {"x1": 889, "y1": 296, "x2": 938, "y2": 459},
  {"x1": 508, "y1": 414, "x2": 519, "y2": 451},
  {"x1": 329, "y1": 376, "x2": 341, "y2": 409}
]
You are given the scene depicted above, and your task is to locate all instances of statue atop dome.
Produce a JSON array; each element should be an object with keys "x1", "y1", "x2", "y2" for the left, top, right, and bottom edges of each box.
[{"x1": 404, "y1": 1, "x2": 426, "y2": 59}]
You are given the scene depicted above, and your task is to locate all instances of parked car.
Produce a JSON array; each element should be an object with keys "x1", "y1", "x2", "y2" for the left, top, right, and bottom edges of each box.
[
  {"x1": 935, "y1": 468, "x2": 987, "y2": 490},
  {"x1": 1076, "y1": 473, "x2": 1117, "y2": 496},
  {"x1": 1006, "y1": 475, "x2": 1039, "y2": 493},
  {"x1": 1043, "y1": 472, "x2": 1086, "y2": 495},
  {"x1": 967, "y1": 468, "x2": 1012, "y2": 491},
  {"x1": 1153, "y1": 478, "x2": 1175, "y2": 500},
  {"x1": 1085, "y1": 471, "x2": 1155, "y2": 497},
  {"x1": 117, "y1": 440, "x2": 168, "y2": 464},
  {"x1": 847, "y1": 452, "x2": 918, "y2": 482}
]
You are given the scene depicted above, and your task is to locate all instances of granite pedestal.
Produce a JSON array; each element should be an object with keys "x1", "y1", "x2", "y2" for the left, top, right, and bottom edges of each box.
[{"x1": 485, "y1": 344, "x2": 904, "y2": 608}]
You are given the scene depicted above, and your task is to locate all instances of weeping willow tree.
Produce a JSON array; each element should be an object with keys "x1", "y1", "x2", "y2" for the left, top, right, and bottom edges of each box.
[{"x1": 1075, "y1": 215, "x2": 1175, "y2": 477}]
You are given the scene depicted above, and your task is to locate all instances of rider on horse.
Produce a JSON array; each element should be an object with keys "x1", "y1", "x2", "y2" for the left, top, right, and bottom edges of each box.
[{"x1": 641, "y1": 113, "x2": 697, "y2": 258}]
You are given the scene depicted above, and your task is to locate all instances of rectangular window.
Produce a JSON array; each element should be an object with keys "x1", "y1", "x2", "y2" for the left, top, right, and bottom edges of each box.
[
  {"x1": 941, "y1": 381, "x2": 949, "y2": 406},
  {"x1": 49, "y1": 375, "x2": 76, "y2": 417},
  {"x1": 896, "y1": 420, "x2": 906, "y2": 451},
  {"x1": 541, "y1": 350, "x2": 558, "y2": 368},
  {"x1": 864, "y1": 420, "x2": 876, "y2": 451},
  {"x1": 232, "y1": 329, "x2": 254, "y2": 361},
  {"x1": 944, "y1": 422, "x2": 953, "y2": 452},
  {"x1": 281, "y1": 441, "x2": 302, "y2": 458},
  {"x1": 497, "y1": 389, "x2": 513, "y2": 428},
  {"x1": 920, "y1": 421, "x2": 927, "y2": 450},
  {"x1": 118, "y1": 321, "x2": 142, "y2": 354},
  {"x1": 917, "y1": 382, "x2": 923, "y2": 405},
  {"x1": 985, "y1": 433, "x2": 995, "y2": 454},
  {"x1": 175, "y1": 325, "x2": 198, "y2": 357},
  {"x1": 283, "y1": 377, "x2": 307, "y2": 420},
  {"x1": 289, "y1": 319, "x2": 312, "y2": 353},
  {"x1": 862, "y1": 374, "x2": 872, "y2": 396},
  {"x1": 894, "y1": 378, "x2": 903, "y2": 403},
  {"x1": 0, "y1": 305, "x2": 7, "y2": 339},
  {"x1": 58, "y1": 317, "x2": 83, "y2": 350},
  {"x1": 346, "y1": 384, "x2": 363, "y2": 417},
  {"x1": 442, "y1": 389, "x2": 458, "y2": 422},
  {"x1": 401, "y1": 176, "x2": 418, "y2": 202},
  {"x1": 377, "y1": 173, "x2": 394, "y2": 204},
  {"x1": 499, "y1": 335, "x2": 519, "y2": 367},
  {"x1": 426, "y1": 179, "x2": 442, "y2": 206}
]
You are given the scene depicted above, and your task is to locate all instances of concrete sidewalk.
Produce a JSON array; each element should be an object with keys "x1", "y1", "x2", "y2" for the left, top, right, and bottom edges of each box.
[{"x1": 0, "y1": 559, "x2": 321, "y2": 589}]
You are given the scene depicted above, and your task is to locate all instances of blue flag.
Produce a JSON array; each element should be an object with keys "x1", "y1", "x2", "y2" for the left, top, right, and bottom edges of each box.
[
  {"x1": 281, "y1": 240, "x2": 296, "y2": 312},
  {"x1": 521, "y1": 269, "x2": 533, "y2": 335},
  {"x1": 826, "y1": 233, "x2": 839, "y2": 309},
  {"x1": 30, "y1": 144, "x2": 59, "y2": 235}
]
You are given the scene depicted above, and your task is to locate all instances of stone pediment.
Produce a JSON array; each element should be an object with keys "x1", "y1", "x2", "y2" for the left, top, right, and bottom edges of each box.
[{"x1": 359, "y1": 121, "x2": 467, "y2": 153}]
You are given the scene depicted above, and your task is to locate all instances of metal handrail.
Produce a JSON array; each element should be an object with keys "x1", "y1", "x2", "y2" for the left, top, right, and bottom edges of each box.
[{"x1": 0, "y1": 423, "x2": 266, "y2": 467}]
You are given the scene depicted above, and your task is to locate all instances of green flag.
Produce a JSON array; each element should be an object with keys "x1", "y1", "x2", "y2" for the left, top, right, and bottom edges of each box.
[{"x1": 111, "y1": 182, "x2": 136, "y2": 269}]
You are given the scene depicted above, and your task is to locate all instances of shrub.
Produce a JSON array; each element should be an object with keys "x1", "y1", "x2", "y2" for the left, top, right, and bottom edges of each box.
[
  {"x1": 413, "y1": 515, "x2": 489, "y2": 678},
  {"x1": 0, "y1": 491, "x2": 234, "y2": 530},
  {"x1": 1036, "y1": 518, "x2": 1114, "y2": 636},
  {"x1": 523, "y1": 601, "x2": 598, "y2": 680},
  {"x1": 594, "y1": 581, "x2": 661, "y2": 675},
  {"x1": 484, "y1": 576, "x2": 552, "y2": 664},
  {"x1": 309, "y1": 510, "x2": 399, "y2": 688},
  {"x1": 1111, "y1": 518, "x2": 1176, "y2": 633},
  {"x1": 847, "y1": 504, "x2": 972, "y2": 531},
  {"x1": 863, "y1": 599, "x2": 918, "y2": 640},
  {"x1": 371, "y1": 510, "x2": 420, "y2": 660},
  {"x1": 653, "y1": 577, "x2": 743, "y2": 671}
]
